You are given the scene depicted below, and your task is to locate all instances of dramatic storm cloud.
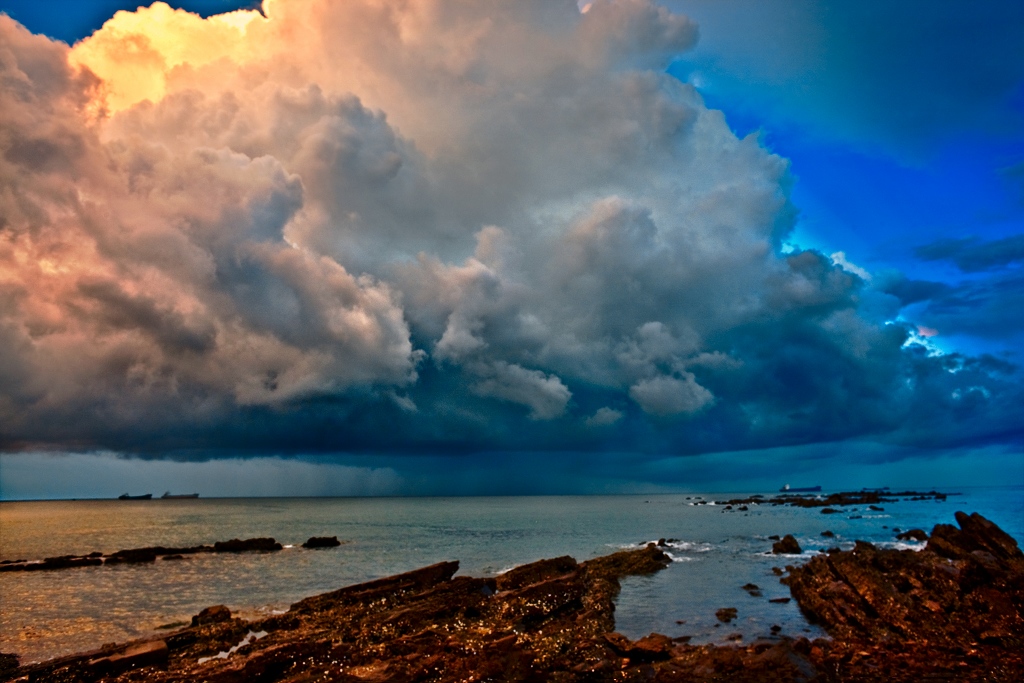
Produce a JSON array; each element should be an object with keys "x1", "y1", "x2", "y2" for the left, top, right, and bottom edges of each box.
[
  {"x1": 665, "y1": 0, "x2": 1024, "y2": 152},
  {"x1": 1, "y1": 0, "x2": 1021, "y2": 466}
]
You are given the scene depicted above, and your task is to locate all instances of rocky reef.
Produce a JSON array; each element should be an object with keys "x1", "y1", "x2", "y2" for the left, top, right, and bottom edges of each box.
[
  {"x1": 3, "y1": 511, "x2": 1022, "y2": 682},
  {"x1": 706, "y1": 489, "x2": 950, "y2": 510},
  {"x1": 0, "y1": 537, "x2": 337, "y2": 573}
]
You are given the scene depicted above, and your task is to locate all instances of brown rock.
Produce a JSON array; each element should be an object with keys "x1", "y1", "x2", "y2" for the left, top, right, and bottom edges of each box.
[
  {"x1": 602, "y1": 631, "x2": 633, "y2": 654},
  {"x1": 602, "y1": 632, "x2": 672, "y2": 662},
  {"x1": 495, "y1": 555, "x2": 577, "y2": 591},
  {"x1": 716, "y1": 607, "x2": 738, "y2": 623},
  {"x1": 301, "y1": 536, "x2": 342, "y2": 549},
  {"x1": 954, "y1": 510, "x2": 1023, "y2": 560},
  {"x1": 88, "y1": 640, "x2": 168, "y2": 675},
  {"x1": 290, "y1": 560, "x2": 460, "y2": 614},
  {"x1": 0, "y1": 652, "x2": 19, "y2": 677},
  {"x1": 583, "y1": 543, "x2": 671, "y2": 578},
  {"x1": 896, "y1": 528, "x2": 928, "y2": 542},
  {"x1": 104, "y1": 549, "x2": 157, "y2": 564},
  {"x1": 630, "y1": 633, "x2": 673, "y2": 661},
  {"x1": 213, "y1": 537, "x2": 282, "y2": 552},
  {"x1": 785, "y1": 511, "x2": 1024, "y2": 655},
  {"x1": 191, "y1": 605, "x2": 231, "y2": 626},
  {"x1": 772, "y1": 534, "x2": 802, "y2": 554}
]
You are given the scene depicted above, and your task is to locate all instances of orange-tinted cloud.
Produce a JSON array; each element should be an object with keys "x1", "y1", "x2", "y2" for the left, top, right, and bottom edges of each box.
[{"x1": 69, "y1": 2, "x2": 262, "y2": 112}]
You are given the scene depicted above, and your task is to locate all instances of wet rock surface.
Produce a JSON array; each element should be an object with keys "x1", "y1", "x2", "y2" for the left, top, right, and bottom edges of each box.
[
  {"x1": 6, "y1": 512, "x2": 1021, "y2": 682},
  {"x1": 302, "y1": 536, "x2": 343, "y2": 549},
  {"x1": 0, "y1": 535, "x2": 345, "y2": 573},
  {"x1": 0, "y1": 654, "x2": 17, "y2": 678},
  {"x1": 895, "y1": 528, "x2": 928, "y2": 542},
  {"x1": 190, "y1": 606, "x2": 231, "y2": 627},
  {"x1": 784, "y1": 510, "x2": 1024, "y2": 681},
  {"x1": 773, "y1": 534, "x2": 802, "y2": 554},
  {"x1": 212, "y1": 537, "x2": 283, "y2": 553}
]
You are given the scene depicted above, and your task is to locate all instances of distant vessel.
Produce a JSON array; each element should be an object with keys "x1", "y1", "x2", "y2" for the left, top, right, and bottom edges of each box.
[
  {"x1": 779, "y1": 484, "x2": 822, "y2": 493},
  {"x1": 118, "y1": 493, "x2": 152, "y2": 500},
  {"x1": 161, "y1": 492, "x2": 199, "y2": 499}
]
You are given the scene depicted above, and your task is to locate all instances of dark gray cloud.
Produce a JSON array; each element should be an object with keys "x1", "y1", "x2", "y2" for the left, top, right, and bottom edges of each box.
[
  {"x1": 909, "y1": 273, "x2": 1024, "y2": 341},
  {"x1": 0, "y1": 1, "x2": 1022, "y2": 465},
  {"x1": 891, "y1": 234, "x2": 1024, "y2": 344},
  {"x1": 876, "y1": 273, "x2": 952, "y2": 307},
  {"x1": 915, "y1": 234, "x2": 1024, "y2": 272}
]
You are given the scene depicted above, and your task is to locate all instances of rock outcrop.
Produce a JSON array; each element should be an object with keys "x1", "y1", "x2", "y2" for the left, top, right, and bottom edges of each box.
[
  {"x1": 714, "y1": 489, "x2": 949, "y2": 509},
  {"x1": 190, "y1": 606, "x2": 231, "y2": 627},
  {"x1": 6, "y1": 543, "x2": 814, "y2": 682},
  {"x1": 772, "y1": 534, "x2": 802, "y2": 554},
  {"x1": 301, "y1": 536, "x2": 343, "y2": 549},
  {"x1": 895, "y1": 528, "x2": 928, "y2": 542},
  {"x1": 6, "y1": 512, "x2": 1021, "y2": 682},
  {"x1": 0, "y1": 653, "x2": 17, "y2": 678},
  {"x1": 212, "y1": 538, "x2": 282, "y2": 553},
  {"x1": 785, "y1": 510, "x2": 1024, "y2": 681},
  {"x1": 0, "y1": 536, "x2": 329, "y2": 573}
]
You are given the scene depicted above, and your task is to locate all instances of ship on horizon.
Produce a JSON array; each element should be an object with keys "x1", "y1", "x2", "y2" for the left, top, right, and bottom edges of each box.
[
  {"x1": 117, "y1": 493, "x2": 152, "y2": 500},
  {"x1": 161, "y1": 491, "x2": 199, "y2": 499},
  {"x1": 779, "y1": 484, "x2": 822, "y2": 493}
]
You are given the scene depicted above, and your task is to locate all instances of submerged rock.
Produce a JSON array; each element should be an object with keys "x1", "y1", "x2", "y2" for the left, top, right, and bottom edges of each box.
[
  {"x1": 105, "y1": 549, "x2": 157, "y2": 564},
  {"x1": 715, "y1": 607, "x2": 738, "y2": 623},
  {"x1": 301, "y1": 536, "x2": 342, "y2": 549},
  {"x1": 213, "y1": 538, "x2": 282, "y2": 553}
]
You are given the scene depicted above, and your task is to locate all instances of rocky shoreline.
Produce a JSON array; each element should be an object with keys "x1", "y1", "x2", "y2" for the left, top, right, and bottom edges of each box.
[{"x1": 2, "y1": 510, "x2": 1021, "y2": 682}]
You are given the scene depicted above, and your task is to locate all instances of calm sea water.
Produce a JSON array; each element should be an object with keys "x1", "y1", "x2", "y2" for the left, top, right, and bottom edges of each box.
[{"x1": 1, "y1": 488, "x2": 1021, "y2": 664}]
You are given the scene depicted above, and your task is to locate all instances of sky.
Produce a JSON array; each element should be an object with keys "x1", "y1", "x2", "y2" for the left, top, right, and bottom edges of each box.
[{"x1": 0, "y1": 0, "x2": 1022, "y2": 499}]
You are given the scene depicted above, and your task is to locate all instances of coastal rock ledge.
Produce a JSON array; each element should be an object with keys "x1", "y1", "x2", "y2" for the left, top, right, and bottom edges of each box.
[{"x1": 5, "y1": 511, "x2": 1023, "y2": 682}]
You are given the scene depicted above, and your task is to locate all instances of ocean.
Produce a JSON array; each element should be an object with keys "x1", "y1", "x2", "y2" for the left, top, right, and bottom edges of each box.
[{"x1": 1, "y1": 487, "x2": 1022, "y2": 664}]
